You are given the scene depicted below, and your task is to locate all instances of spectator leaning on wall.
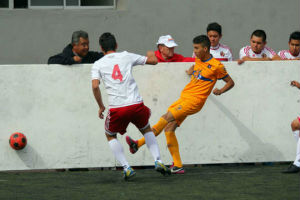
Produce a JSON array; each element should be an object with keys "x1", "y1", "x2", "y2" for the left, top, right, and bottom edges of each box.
[
  {"x1": 155, "y1": 35, "x2": 194, "y2": 62},
  {"x1": 278, "y1": 31, "x2": 300, "y2": 60},
  {"x1": 238, "y1": 29, "x2": 281, "y2": 64},
  {"x1": 192, "y1": 22, "x2": 233, "y2": 62},
  {"x1": 48, "y1": 30, "x2": 104, "y2": 65}
]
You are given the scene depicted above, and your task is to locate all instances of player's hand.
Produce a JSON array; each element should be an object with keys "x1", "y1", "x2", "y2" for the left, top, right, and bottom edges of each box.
[
  {"x1": 213, "y1": 88, "x2": 222, "y2": 95},
  {"x1": 291, "y1": 80, "x2": 300, "y2": 88},
  {"x1": 237, "y1": 59, "x2": 244, "y2": 65},
  {"x1": 73, "y1": 56, "x2": 82, "y2": 63},
  {"x1": 98, "y1": 106, "x2": 105, "y2": 119},
  {"x1": 186, "y1": 65, "x2": 194, "y2": 75}
]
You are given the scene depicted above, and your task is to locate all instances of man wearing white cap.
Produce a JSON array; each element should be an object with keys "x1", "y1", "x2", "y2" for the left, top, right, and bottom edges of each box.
[{"x1": 155, "y1": 35, "x2": 194, "y2": 62}]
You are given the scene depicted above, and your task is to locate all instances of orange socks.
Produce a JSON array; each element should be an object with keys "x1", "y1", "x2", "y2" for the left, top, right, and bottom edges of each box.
[
  {"x1": 137, "y1": 117, "x2": 168, "y2": 148},
  {"x1": 165, "y1": 131, "x2": 182, "y2": 168}
]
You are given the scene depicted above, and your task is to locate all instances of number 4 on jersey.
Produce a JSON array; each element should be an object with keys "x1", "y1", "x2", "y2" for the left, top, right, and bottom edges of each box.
[{"x1": 112, "y1": 64, "x2": 123, "y2": 82}]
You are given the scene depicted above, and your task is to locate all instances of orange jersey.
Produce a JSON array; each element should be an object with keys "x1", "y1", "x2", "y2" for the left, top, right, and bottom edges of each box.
[{"x1": 181, "y1": 56, "x2": 228, "y2": 100}]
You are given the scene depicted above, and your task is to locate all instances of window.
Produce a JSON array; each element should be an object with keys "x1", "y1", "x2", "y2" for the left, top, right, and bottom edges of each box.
[
  {"x1": 0, "y1": 0, "x2": 9, "y2": 8},
  {"x1": 2, "y1": 0, "x2": 115, "y2": 9},
  {"x1": 29, "y1": 0, "x2": 115, "y2": 9}
]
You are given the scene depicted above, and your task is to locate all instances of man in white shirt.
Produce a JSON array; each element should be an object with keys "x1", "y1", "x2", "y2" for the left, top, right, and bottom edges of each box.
[
  {"x1": 206, "y1": 22, "x2": 233, "y2": 61},
  {"x1": 238, "y1": 29, "x2": 281, "y2": 64},
  {"x1": 192, "y1": 22, "x2": 233, "y2": 62},
  {"x1": 278, "y1": 31, "x2": 300, "y2": 60},
  {"x1": 91, "y1": 32, "x2": 170, "y2": 180}
]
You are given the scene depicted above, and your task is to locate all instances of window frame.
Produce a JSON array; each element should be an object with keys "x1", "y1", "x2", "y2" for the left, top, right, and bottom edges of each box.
[
  {"x1": 28, "y1": 0, "x2": 116, "y2": 9},
  {"x1": 2, "y1": 0, "x2": 116, "y2": 10}
]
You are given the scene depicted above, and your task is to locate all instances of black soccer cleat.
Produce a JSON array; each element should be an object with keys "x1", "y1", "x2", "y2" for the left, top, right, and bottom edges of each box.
[{"x1": 282, "y1": 164, "x2": 300, "y2": 173}]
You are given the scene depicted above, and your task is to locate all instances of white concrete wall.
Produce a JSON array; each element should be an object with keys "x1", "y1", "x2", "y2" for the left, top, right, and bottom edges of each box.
[{"x1": 0, "y1": 61, "x2": 299, "y2": 171}]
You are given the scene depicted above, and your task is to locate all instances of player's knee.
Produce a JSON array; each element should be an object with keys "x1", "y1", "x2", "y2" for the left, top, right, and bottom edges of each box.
[
  {"x1": 291, "y1": 119, "x2": 300, "y2": 131},
  {"x1": 162, "y1": 112, "x2": 175, "y2": 122}
]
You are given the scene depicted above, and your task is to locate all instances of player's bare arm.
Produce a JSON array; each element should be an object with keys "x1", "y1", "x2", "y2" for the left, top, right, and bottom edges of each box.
[
  {"x1": 213, "y1": 75, "x2": 235, "y2": 95},
  {"x1": 291, "y1": 80, "x2": 300, "y2": 89},
  {"x1": 243, "y1": 56, "x2": 271, "y2": 61},
  {"x1": 186, "y1": 65, "x2": 194, "y2": 75},
  {"x1": 146, "y1": 51, "x2": 158, "y2": 65},
  {"x1": 271, "y1": 54, "x2": 282, "y2": 60},
  {"x1": 92, "y1": 79, "x2": 106, "y2": 119}
]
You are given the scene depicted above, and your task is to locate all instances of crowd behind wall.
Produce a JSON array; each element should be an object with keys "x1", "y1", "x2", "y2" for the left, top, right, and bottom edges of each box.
[{"x1": 0, "y1": 0, "x2": 299, "y2": 64}]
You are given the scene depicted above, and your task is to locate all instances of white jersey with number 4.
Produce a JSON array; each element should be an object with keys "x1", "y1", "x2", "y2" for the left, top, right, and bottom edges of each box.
[
  {"x1": 91, "y1": 51, "x2": 147, "y2": 108},
  {"x1": 239, "y1": 46, "x2": 277, "y2": 59},
  {"x1": 278, "y1": 50, "x2": 300, "y2": 59}
]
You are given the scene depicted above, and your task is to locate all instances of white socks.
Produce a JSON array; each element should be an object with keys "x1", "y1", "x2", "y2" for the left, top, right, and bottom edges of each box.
[
  {"x1": 108, "y1": 139, "x2": 129, "y2": 170},
  {"x1": 144, "y1": 131, "x2": 162, "y2": 163},
  {"x1": 293, "y1": 138, "x2": 300, "y2": 167}
]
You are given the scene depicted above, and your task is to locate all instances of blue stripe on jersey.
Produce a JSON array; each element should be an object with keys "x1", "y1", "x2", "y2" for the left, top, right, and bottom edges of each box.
[
  {"x1": 197, "y1": 74, "x2": 213, "y2": 82},
  {"x1": 218, "y1": 74, "x2": 229, "y2": 80}
]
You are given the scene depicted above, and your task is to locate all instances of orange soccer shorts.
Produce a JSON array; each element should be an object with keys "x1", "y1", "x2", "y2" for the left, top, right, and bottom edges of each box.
[{"x1": 167, "y1": 97, "x2": 206, "y2": 126}]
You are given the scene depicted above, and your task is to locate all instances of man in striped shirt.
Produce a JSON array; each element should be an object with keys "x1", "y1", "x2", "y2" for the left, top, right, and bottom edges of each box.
[
  {"x1": 278, "y1": 31, "x2": 300, "y2": 60},
  {"x1": 238, "y1": 29, "x2": 281, "y2": 64},
  {"x1": 192, "y1": 22, "x2": 233, "y2": 62}
]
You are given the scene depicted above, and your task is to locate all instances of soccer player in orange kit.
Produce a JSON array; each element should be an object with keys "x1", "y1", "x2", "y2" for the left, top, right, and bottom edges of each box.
[{"x1": 126, "y1": 35, "x2": 235, "y2": 174}]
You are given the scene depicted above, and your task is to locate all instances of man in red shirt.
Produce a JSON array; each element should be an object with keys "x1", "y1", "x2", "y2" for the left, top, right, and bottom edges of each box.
[{"x1": 155, "y1": 35, "x2": 194, "y2": 62}]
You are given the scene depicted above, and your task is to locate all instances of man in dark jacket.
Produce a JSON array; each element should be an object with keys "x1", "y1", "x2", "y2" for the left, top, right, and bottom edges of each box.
[{"x1": 48, "y1": 30, "x2": 104, "y2": 65}]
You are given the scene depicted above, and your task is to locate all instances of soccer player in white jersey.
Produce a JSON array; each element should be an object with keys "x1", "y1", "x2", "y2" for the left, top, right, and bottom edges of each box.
[
  {"x1": 91, "y1": 32, "x2": 170, "y2": 180},
  {"x1": 192, "y1": 22, "x2": 233, "y2": 61},
  {"x1": 238, "y1": 29, "x2": 281, "y2": 64},
  {"x1": 283, "y1": 80, "x2": 300, "y2": 173},
  {"x1": 278, "y1": 31, "x2": 300, "y2": 60}
]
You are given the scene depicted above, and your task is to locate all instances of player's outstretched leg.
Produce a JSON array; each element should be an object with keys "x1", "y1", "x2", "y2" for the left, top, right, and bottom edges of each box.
[{"x1": 125, "y1": 115, "x2": 171, "y2": 153}]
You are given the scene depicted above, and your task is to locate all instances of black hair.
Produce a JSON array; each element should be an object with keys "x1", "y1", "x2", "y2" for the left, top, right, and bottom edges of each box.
[
  {"x1": 289, "y1": 31, "x2": 300, "y2": 42},
  {"x1": 99, "y1": 32, "x2": 117, "y2": 52},
  {"x1": 251, "y1": 29, "x2": 267, "y2": 42},
  {"x1": 207, "y1": 22, "x2": 222, "y2": 35},
  {"x1": 193, "y1": 35, "x2": 211, "y2": 49}
]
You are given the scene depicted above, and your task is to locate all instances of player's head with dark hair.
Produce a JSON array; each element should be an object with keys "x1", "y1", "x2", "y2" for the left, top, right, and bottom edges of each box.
[
  {"x1": 193, "y1": 35, "x2": 211, "y2": 60},
  {"x1": 289, "y1": 31, "x2": 300, "y2": 42},
  {"x1": 250, "y1": 29, "x2": 267, "y2": 54},
  {"x1": 99, "y1": 32, "x2": 117, "y2": 53},
  {"x1": 193, "y1": 35, "x2": 211, "y2": 49},
  {"x1": 251, "y1": 29, "x2": 267, "y2": 42},
  {"x1": 288, "y1": 31, "x2": 300, "y2": 56},
  {"x1": 206, "y1": 22, "x2": 222, "y2": 47},
  {"x1": 207, "y1": 22, "x2": 222, "y2": 35},
  {"x1": 71, "y1": 30, "x2": 89, "y2": 57}
]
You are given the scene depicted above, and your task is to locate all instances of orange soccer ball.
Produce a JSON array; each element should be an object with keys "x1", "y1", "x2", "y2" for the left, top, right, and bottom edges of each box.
[{"x1": 9, "y1": 132, "x2": 27, "y2": 150}]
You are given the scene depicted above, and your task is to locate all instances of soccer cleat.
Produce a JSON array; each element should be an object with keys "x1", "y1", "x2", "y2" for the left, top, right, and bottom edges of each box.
[
  {"x1": 123, "y1": 167, "x2": 136, "y2": 180},
  {"x1": 171, "y1": 166, "x2": 185, "y2": 174},
  {"x1": 155, "y1": 161, "x2": 171, "y2": 176},
  {"x1": 125, "y1": 136, "x2": 139, "y2": 154},
  {"x1": 282, "y1": 164, "x2": 300, "y2": 173}
]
